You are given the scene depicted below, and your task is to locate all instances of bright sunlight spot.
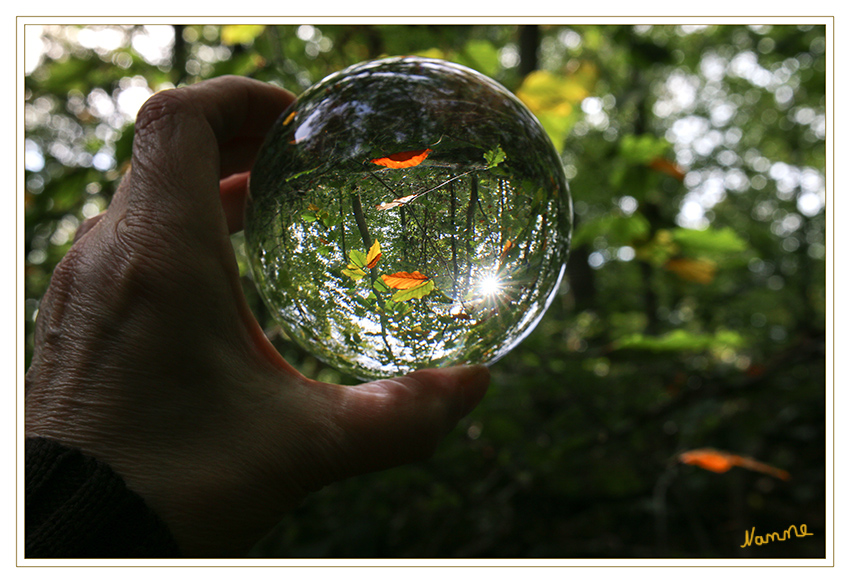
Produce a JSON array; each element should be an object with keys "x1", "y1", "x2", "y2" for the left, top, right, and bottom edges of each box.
[{"x1": 478, "y1": 273, "x2": 503, "y2": 297}]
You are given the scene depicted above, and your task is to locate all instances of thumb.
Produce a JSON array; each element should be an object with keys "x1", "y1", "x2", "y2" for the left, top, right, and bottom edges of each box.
[{"x1": 330, "y1": 365, "x2": 490, "y2": 476}]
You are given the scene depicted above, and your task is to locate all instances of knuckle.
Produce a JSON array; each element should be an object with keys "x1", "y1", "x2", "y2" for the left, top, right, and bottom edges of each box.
[
  {"x1": 134, "y1": 88, "x2": 191, "y2": 138},
  {"x1": 32, "y1": 242, "x2": 95, "y2": 350},
  {"x1": 131, "y1": 89, "x2": 197, "y2": 171}
]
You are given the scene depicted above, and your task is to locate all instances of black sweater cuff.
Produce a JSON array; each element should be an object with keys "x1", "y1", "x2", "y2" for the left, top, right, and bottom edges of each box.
[{"x1": 25, "y1": 437, "x2": 181, "y2": 558}]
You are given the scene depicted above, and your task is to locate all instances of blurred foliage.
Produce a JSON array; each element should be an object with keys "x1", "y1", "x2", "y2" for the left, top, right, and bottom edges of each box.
[{"x1": 23, "y1": 23, "x2": 826, "y2": 558}]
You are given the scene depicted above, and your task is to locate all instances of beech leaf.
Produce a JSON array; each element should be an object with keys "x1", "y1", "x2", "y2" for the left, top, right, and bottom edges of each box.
[
  {"x1": 371, "y1": 148, "x2": 432, "y2": 169},
  {"x1": 348, "y1": 249, "x2": 367, "y2": 269},
  {"x1": 365, "y1": 240, "x2": 382, "y2": 269},
  {"x1": 373, "y1": 278, "x2": 391, "y2": 293},
  {"x1": 342, "y1": 249, "x2": 368, "y2": 281},
  {"x1": 341, "y1": 266, "x2": 366, "y2": 281},
  {"x1": 381, "y1": 271, "x2": 430, "y2": 290},
  {"x1": 391, "y1": 279, "x2": 435, "y2": 302}
]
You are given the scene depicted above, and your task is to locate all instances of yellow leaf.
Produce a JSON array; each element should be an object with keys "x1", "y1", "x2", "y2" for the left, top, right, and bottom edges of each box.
[
  {"x1": 665, "y1": 258, "x2": 717, "y2": 284},
  {"x1": 381, "y1": 271, "x2": 430, "y2": 290},
  {"x1": 414, "y1": 48, "x2": 446, "y2": 60},
  {"x1": 220, "y1": 25, "x2": 266, "y2": 46},
  {"x1": 516, "y1": 70, "x2": 591, "y2": 116},
  {"x1": 365, "y1": 240, "x2": 382, "y2": 269}
]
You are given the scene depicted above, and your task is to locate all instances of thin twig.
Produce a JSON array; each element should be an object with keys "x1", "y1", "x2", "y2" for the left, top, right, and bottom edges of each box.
[
  {"x1": 450, "y1": 181, "x2": 459, "y2": 297},
  {"x1": 465, "y1": 174, "x2": 478, "y2": 288},
  {"x1": 350, "y1": 189, "x2": 392, "y2": 356}
]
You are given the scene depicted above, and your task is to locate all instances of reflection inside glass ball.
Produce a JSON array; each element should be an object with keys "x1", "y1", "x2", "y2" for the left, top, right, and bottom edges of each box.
[{"x1": 246, "y1": 56, "x2": 572, "y2": 380}]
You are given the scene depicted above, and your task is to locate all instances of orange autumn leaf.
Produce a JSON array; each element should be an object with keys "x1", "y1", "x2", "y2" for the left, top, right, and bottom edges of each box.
[
  {"x1": 381, "y1": 271, "x2": 430, "y2": 290},
  {"x1": 499, "y1": 240, "x2": 514, "y2": 264},
  {"x1": 678, "y1": 448, "x2": 790, "y2": 481},
  {"x1": 679, "y1": 449, "x2": 736, "y2": 473},
  {"x1": 648, "y1": 157, "x2": 686, "y2": 181},
  {"x1": 365, "y1": 240, "x2": 382, "y2": 269},
  {"x1": 371, "y1": 148, "x2": 432, "y2": 169}
]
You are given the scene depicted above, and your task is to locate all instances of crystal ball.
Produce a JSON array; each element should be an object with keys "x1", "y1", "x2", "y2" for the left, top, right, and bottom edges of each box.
[{"x1": 246, "y1": 57, "x2": 572, "y2": 380}]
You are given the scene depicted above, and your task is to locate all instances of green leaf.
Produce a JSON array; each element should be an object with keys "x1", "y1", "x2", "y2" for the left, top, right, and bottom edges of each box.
[
  {"x1": 428, "y1": 287, "x2": 455, "y2": 304},
  {"x1": 320, "y1": 212, "x2": 341, "y2": 228},
  {"x1": 285, "y1": 167, "x2": 318, "y2": 183},
  {"x1": 353, "y1": 292, "x2": 375, "y2": 309},
  {"x1": 301, "y1": 211, "x2": 317, "y2": 223},
  {"x1": 341, "y1": 267, "x2": 366, "y2": 281},
  {"x1": 39, "y1": 55, "x2": 101, "y2": 94},
  {"x1": 348, "y1": 249, "x2": 367, "y2": 269},
  {"x1": 373, "y1": 278, "x2": 391, "y2": 293},
  {"x1": 391, "y1": 280, "x2": 435, "y2": 302},
  {"x1": 460, "y1": 39, "x2": 501, "y2": 78},
  {"x1": 573, "y1": 213, "x2": 651, "y2": 248},
  {"x1": 670, "y1": 227, "x2": 748, "y2": 256},
  {"x1": 535, "y1": 110, "x2": 579, "y2": 153},
  {"x1": 209, "y1": 50, "x2": 263, "y2": 77},
  {"x1": 619, "y1": 134, "x2": 671, "y2": 164},
  {"x1": 484, "y1": 145, "x2": 507, "y2": 168},
  {"x1": 614, "y1": 329, "x2": 746, "y2": 352},
  {"x1": 635, "y1": 230, "x2": 678, "y2": 266}
]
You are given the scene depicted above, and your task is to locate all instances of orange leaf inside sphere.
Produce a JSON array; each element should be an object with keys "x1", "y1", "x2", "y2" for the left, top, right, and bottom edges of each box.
[{"x1": 370, "y1": 148, "x2": 432, "y2": 169}]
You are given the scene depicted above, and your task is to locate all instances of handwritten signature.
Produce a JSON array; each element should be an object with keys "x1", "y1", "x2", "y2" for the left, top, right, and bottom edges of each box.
[{"x1": 741, "y1": 524, "x2": 813, "y2": 548}]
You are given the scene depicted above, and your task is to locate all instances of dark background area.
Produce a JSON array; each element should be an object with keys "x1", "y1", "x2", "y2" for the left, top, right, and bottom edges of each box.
[{"x1": 23, "y1": 23, "x2": 827, "y2": 558}]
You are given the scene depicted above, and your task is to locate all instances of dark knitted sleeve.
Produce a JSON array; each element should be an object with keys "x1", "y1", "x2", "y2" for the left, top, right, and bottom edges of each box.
[{"x1": 25, "y1": 437, "x2": 181, "y2": 558}]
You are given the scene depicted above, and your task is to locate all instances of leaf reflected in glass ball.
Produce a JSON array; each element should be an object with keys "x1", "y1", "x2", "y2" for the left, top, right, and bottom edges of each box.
[{"x1": 246, "y1": 56, "x2": 572, "y2": 380}]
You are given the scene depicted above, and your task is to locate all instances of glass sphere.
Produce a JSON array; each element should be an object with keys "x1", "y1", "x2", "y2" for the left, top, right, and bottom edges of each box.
[{"x1": 246, "y1": 57, "x2": 572, "y2": 380}]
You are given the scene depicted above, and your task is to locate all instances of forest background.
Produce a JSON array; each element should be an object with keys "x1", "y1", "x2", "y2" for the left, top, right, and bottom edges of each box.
[{"x1": 22, "y1": 22, "x2": 828, "y2": 559}]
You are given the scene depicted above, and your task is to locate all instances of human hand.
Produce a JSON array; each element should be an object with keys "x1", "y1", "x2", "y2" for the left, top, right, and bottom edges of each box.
[{"x1": 24, "y1": 76, "x2": 490, "y2": 557}]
